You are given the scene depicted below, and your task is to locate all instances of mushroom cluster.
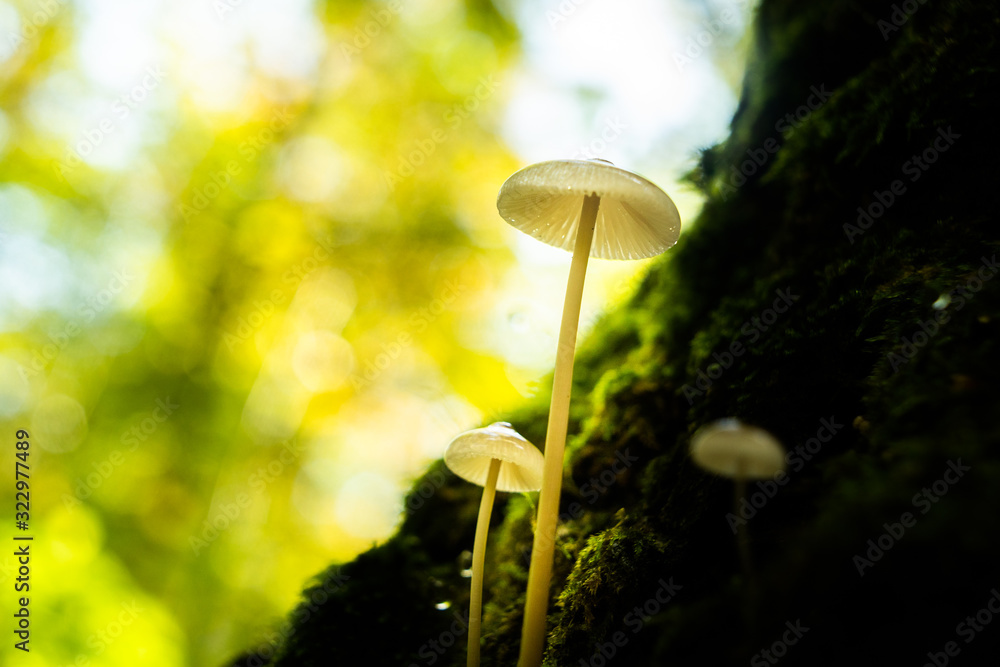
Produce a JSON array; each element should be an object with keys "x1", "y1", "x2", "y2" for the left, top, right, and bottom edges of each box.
[{"x1": 439, "y1": 159, "x2": 681, "y2": 667}]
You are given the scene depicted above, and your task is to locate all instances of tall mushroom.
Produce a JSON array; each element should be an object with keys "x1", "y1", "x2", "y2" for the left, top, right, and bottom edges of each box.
[
  {"x1": 496, "y1": 159, "x2": 681, "y2": 666},
  {"x1": 444, "y1": 421, "x2": 544, "y2": 667},
  {"x1": 689, "y1": 418, "x2": 787, "y2": 577}
]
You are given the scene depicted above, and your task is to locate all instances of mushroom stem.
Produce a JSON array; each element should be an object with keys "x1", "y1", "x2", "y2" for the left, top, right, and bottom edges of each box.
[
  {"x1": 733, "y1": 459, "x2": 760, "y2": 632},
  {"x1": 733, "y1": 472, "x2": 753, "y2": 578},
  {"x1": 519, "y1": 194, "x2": 600, "y2": 667},
  {"x1": 468, "y1": 457, "x2": 502, "y2": 667}
]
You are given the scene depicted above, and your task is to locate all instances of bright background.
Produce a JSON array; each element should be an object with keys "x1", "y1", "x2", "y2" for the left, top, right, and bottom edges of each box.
[{"x1": 0, "y1": 0, "x2": 751, "y2": 664}]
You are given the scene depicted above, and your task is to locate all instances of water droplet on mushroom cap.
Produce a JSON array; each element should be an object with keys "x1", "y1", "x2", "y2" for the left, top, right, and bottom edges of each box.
[
  {"x1": 933, "y1": 294, "x2": 951, "y2": 310},
  {"x1": 458, "y1": 549, "x2": 473, "y2": 578}
]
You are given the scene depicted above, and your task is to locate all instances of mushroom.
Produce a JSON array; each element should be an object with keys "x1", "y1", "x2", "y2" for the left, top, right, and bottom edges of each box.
[
  {"x1": 689, "y1": 418, "x2": 787, "y2": 578},
  {"x1": 497, "y1": 159, "x2": 680, "y2": 666},
  {"x1": 444, "y1": 421, "x2": 544, "y2": 667}
]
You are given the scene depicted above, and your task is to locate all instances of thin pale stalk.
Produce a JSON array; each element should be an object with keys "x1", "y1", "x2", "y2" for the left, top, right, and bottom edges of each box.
[
  {"x1": 733, "y1": 476, "x2": 753, "y2": 580},
  {"x1": 468, "y1": 458, "x2": 502, "y2": 667},
  {"x1": 734, "y1": 465, "x2": 753, "y2": 578},
  {"x1": 733, "y1": 461, "x2": 759, "y2": 632},
  {"x1": 518, "y1": 194, "x2": 600, "y2": 667}
]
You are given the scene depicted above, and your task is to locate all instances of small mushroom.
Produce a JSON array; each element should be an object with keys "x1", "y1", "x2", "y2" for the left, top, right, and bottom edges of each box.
[
  {"x1": 497, "y1": 159, "x2": 680, "y2": 666},
  {"x1": 689, "y1": 418, "x2": 786, "y2": 578},
  {"x1": 444, "y1": 421, "x2": 544, "y2": 667}
]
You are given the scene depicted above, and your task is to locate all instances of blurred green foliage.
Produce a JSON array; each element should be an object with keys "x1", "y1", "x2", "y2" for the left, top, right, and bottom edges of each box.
[{"x1": 0, "y1": 0, "x2": 532, "y2": 664}]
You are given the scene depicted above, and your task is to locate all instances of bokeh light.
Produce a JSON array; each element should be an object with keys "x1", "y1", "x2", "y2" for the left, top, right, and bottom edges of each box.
[{"x1": 0, "y1": 0, "x2": 752, "y2": 663}]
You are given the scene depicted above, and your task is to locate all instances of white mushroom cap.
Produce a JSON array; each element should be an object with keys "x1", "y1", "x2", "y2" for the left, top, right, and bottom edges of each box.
[
  {"x1": 444, "y1": 422, "x2": 545, "y2": 492},
  {"x1": 444, "y1": 422, "x2": 545, "y2": 491},
  {"x1": 690, "y1": 418, "x2": 787, "y2": 480},
  {"x1": 496, "y1": 159, "x2": 681, "y2": 260}
]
